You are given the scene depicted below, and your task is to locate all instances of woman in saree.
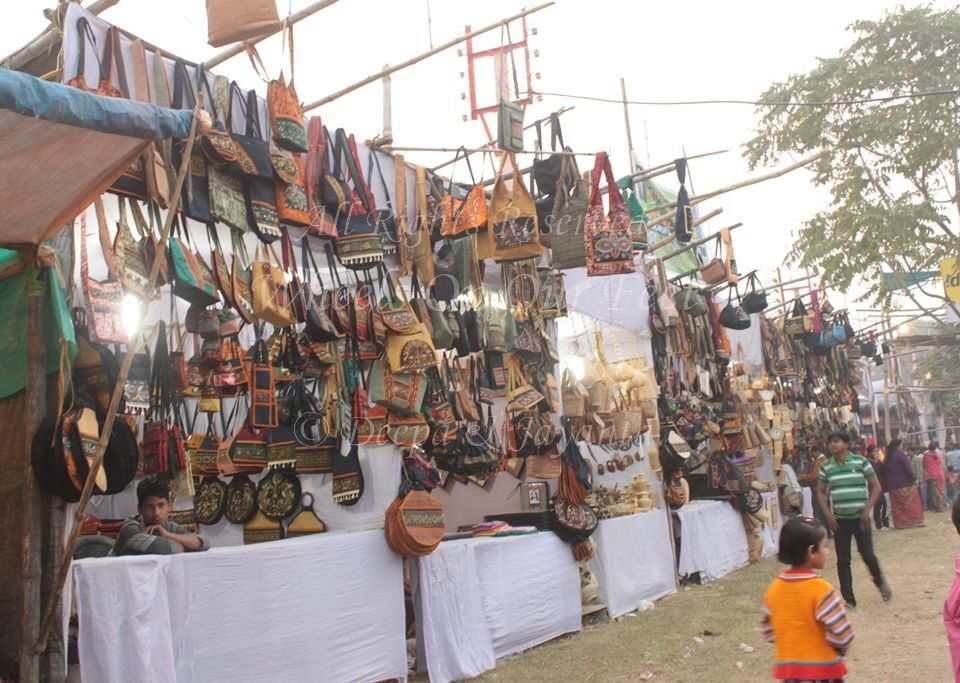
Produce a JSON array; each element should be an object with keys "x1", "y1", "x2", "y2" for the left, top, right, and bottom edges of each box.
[{"x1": 885, "y1": 439, "x2": 925, "y2": 528}]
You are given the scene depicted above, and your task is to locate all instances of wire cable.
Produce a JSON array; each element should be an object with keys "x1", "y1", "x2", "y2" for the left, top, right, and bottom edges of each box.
[{"x1": 532, "y1": 88, "x2": 960, "y2": 107}]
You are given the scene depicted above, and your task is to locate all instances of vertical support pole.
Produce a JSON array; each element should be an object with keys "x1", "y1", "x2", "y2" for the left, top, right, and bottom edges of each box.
[
  {"x1": 620, "y1": 78, "x2": 637, "y2": 180},
  {"x1": 380, "y1": 65, "x2": 393, "y2": 145},
  {"x1": 883, "y1": 318, "x2": 893, "y2": 444},
  {"x1": 20, "y1": 261, "x2": 47, "y2": 683}
]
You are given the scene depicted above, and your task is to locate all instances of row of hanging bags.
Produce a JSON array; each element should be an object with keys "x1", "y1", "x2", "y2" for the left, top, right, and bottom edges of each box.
[{"x1": 584, "y1": 152, "x2": 635, "y2": 277}]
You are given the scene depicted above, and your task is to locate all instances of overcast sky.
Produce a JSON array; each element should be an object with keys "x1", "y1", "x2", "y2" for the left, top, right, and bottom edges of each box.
[{"x1": 1, "y1": 0, "x2": 947, "y2": 328}]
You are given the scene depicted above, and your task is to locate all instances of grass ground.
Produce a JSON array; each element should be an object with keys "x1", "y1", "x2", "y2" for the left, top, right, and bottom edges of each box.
[{"x1": 467, "y1": 511, "x2": 957, "y2": 682}]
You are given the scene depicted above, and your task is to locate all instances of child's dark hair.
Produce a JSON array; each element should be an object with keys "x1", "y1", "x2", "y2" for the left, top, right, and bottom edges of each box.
[
  {"x1": 778, "y1": 516, "x2": 827, "y2": 566},
  {"x1": 136, "y1": 476, "x2": 171, "y2": 505}
]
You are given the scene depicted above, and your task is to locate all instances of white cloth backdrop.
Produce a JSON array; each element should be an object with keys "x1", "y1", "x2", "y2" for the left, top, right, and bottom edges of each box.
[
  {"x1": 562, "y1": 255, "x2": 650, "y2": 333},
  {"x1": 72, "y1": 529, "x2": 407, "y2": 683},
  {"x1": 676, "y1": 500, "x2": 749, "y2": 580},
  {"x1": 712, "y1": 293, "x2": 765, "y2": 367},
  {"x1": 415, "y1": 532, "x2": 581, "y2": 683},
  {"x1": 587, "y1": 508, "x2": 677, "y2": 618}
]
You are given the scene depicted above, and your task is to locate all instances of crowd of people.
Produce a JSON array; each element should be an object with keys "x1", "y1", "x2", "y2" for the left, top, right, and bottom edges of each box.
[{"x1": 767, "y1": 431, "x2": 960, "y2": 681}]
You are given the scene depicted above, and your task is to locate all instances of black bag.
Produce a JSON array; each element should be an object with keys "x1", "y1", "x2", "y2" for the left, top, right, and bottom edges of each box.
[
  {"x1": 172, "y1": 60, "x2": 213, "y2": 223},
  {"x1": 740, "y1": 272, "x2": 768, "y2": 314},
  {"x1": 658, "y1": 426, "x2": 689, "y2": 473},
  {"x1": 367, "y1": 149, "x2": 398, "y2": 253},
  {"x1": 302, "y1": 238, "x2": 340, "y2": 342},
  {"x1": 673, "y1": 158, "x2": 693, "y2": 244},
  {"x1": 719, "y1": 285, "x2": 751, "y2": 330},
  {"x1": 238, "y1": 88, "x2": 281, "y2": 242},
  {"x1": 532, "y1": 114, "x2": 578, "y2": 197}
]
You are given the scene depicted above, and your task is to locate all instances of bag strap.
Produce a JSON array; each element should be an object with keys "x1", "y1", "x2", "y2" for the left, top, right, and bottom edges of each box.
[
  {"x1": 101, "y1": 27, "x2": 131, "y2": 97},
  {"x1": 323, "y1": 126, "x2": 346, "y2": 181},
  {"x1": 91, "y1": 198, "x2": 119, "y2": 281},
  {"x1": 171, "y1": 59, "x2": 196, "y2": 110},
  {"x1": 72, "y1": 17, "x2": 99, "y2": 84},
  {"x1": 324, "y1": 242, "x2": 344, "y2": 288},
  {"x1": 197, "y1": 66, "x2": 224, "y2": 127},
  {"x1": 367, "y1": 149, "x2": 393, "y2": 209},
  {"x1": 549, "y1": 112, "x2": 565, "y2": 152},
  {"x1": 588, "y1": 152, "x2": 620, "y2": 209}
]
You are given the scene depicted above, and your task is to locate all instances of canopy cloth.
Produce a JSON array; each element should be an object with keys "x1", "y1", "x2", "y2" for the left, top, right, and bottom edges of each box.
[
  {"x1": 0, "y1": 68, "x2": 192, "y2": 246},
  {"x1": 70, "y1": 528, "x2": 407, "y2": 683}
]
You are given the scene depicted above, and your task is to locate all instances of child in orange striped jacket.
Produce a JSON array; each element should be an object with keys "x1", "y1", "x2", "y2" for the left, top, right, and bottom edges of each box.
[{"x1": 761, "y1": 516, "x2": 853, "y2": 682}]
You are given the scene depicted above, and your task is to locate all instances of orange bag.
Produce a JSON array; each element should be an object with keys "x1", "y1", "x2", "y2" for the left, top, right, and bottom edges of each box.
[
  {"x1": 484, "y1": 154, "x2": 542, "y2": 262},
  {"x1": 440, "y1": 148, "x2": 487, "y2": 239}
]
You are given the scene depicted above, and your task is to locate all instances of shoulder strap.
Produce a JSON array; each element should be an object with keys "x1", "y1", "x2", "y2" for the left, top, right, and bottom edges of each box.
[
  {"x1": 102, "y1": 27, "x2": 130, "y2": 97},
  {"x1": 367, "y1": 149, "x2": 393, "y2": 208}
]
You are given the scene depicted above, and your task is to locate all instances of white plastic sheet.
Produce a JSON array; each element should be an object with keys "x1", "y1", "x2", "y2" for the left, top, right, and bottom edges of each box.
[
  {"x1": 587, "y1": 508, "x2": 677, "y2": 618},
  {"x1": 416, "y1": 532, "x2": 581, "y2": 683},
  {"x1": 562, "y1": 256, "x2": 650, "y2": 333},
  {"x1": 676, "y1": 499, "x2": 749, "y2": 580},
  {"x1": 73, "y1": 529, "x2": 407, "y2": 683}
]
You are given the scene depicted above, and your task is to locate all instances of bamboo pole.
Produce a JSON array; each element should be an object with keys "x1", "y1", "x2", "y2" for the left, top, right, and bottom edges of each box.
[
  {"x1": 386, "y1": 145, "x2": 596, "y2": 157},
  {"x1": 19, "y1": 263, "x2": 47, "y2": 683},
  {"x1": 203, "y1": 0, "x2": 342, "y2": 69},
  {"x1": 34, "y1": 108, "x2": 203, "y2": 654},
  {"x1": 428, "y1": 107, "x2": 575, "y2": 172},
  {"x1": 646, "y1": 210, "x2": 728, "y2": 253},
  {"x1": 660, "y1": 223, "x2": 742, "y2": 265},
  {"x1": 1, "y1": 0, "x2": 122, "y2": 72},
  {"x1": 621, "y1": 78, "x2": 637, "y2": 180},
  {"x1": 303, "y1": 3, "x2": 555, "y2": 111}
]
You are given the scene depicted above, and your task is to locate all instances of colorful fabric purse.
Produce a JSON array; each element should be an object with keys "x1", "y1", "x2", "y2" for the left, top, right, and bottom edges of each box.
[
  {"x1": 257, "y1": 466, "x2": 302, "y2": 520},
  {"x1": 251, "y1": 243, "x2": 295, "y2": 328},
  {"x1": 224, "y1": 475, "x2": 258, "y2": 524},
  {"x1": 80, "y1": 210, "x2": 127, "y2": 345},
  {"x1": 194, "y1": 476, "x2": 228, "y2": 525},
  {"x1": 584, "y1": 152, "x2": 635, "y2": 277},
  {"x1": 550, "y1": 158, "x2": 590, "y2": 270},
  {"x1": 112, "y1": 197, "x2": 150, "y2": 298},
  {"x1": 171, "y1": 60, "x2": 214, "y2": 223},
  {"x1": 261, "y1": 27, "x2": 308, "y2": 153},
  {"x1": 168, "y1": 219, "x2": 219, "y2": 307},
  {"x1": 440, "y1": 147, "x2": 488, "y2": 239},
  {"x1": 273, "y1": 142, "x2": 311, "y2": 226}
]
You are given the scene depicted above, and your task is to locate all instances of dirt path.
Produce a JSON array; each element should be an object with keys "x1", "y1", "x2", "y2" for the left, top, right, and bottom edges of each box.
[{"x1": 471, "y1": 510, "x2": 957, "y2": 682}]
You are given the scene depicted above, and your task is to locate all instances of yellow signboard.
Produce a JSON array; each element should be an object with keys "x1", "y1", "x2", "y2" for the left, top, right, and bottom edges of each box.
[{"x1": 941, "y1": 258, "x2": 960, "y2": 303}]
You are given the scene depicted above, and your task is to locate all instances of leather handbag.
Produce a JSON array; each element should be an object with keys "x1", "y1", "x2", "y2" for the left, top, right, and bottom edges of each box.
[
  {"x1": 305, "y1": 116, "x2": 338, "y2": 238},
  {"x1": 80, "y1": 209, "x2": 127, "y2": 345},
  {"x1": 584, "y1": 152, "x2": 635, "y2": 277},
  {"x1": 206, "y1": 0, "x2": 280, "y2": 48},
  {"x1": 700, "y1": 239, "x2": 728, "y2": 285},
  {"x1": 485, "y1": 153, "x2": 542, "y2": 262},
  {"x1": 251, "y1": 243, "x2": 295, "y2": 328},
  {"x1": 243, "y1": 510, "x2": 283, "y2": 544},
  {"x1": 741, "y1": 272, "x2": 768, "y2": 313},
  {"x1": 783, "y1": 298, "x2": 807, "y2": 337},
  {"x1": 440, "y1": 147, "x2": 488, "y2": 239},
  {"x1": 287, "y1": 493, "x2": 328, "y2": 536},
  {"x1": 674, "y1": 284, "x2": 709, "y2": 317},
  {"x1": 384, "y1": 489, "x2": 445, "y2": 558},
  {"x1": 719, "y1": 284, "x2": 751, "y2": 330},
  {"x1": 550, "y1": 160, "x2": 590, "y2": 270}
]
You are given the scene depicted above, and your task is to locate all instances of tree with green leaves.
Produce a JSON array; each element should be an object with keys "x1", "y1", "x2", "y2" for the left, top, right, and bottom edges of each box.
[
  {"x1": 745, "y1": 5, "x2": 960, "y2": 318},
  {"x1": 912, "y1": 346, "x2": 960, "y2": 428}
]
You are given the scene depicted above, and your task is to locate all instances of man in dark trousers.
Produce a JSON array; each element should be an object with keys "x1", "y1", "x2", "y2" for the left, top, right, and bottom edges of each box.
[{"x1": 817, "y1": 431, "x2": 893, "y2": 608}]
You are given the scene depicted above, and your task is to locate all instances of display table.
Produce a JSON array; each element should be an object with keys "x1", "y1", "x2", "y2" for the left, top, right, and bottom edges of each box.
[
  {"x1": 415, "y1": 531, "x2": 581, "y2": 683},
  {"x1": 71, "y1": 529, "x2": 407, "y2": 683},
  {"x1": 676, "y1": 500, "x2": 749, "y2": 580},
  {"x1": 587, "y1": 508, "x2": 677, "y2": 618}
]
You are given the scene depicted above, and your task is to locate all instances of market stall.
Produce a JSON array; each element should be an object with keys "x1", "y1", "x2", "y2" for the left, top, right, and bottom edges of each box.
[
  {"x1": 70, "y1": 528, "x2": 407, "y2": 683},
  {"x1": 414, "y1": 531, "x2": 581, "y2": 683}
]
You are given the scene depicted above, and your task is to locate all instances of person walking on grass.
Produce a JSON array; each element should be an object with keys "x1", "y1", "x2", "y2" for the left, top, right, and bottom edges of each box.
[
  {"x1": 923, "y1": 441, "x2": 948, "y2": 512},
  {"x1": 762, "y1": 516, "x2": 853, "y2": 682},
  {"x1": 816, "y1": 431, "x2": 893, "y2": 608}
]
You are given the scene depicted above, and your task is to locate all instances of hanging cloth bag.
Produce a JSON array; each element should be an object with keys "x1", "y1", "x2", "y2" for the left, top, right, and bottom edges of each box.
[
  {"x1": 584, "y1": 152, "x2": 635, "y2": 277},
  {"x1": 485, "y1": 153, "x2": 542, "y2": 262},
  {"x1": 440, "y1": 147, "x2": 488, "y2": 239},
  {"x1": 81, "y1": 207, "x2": 127, "y2": 345},
  {"x1": 549, "y1": 157, "x2": 590, "y2": 270},
  {"x1": 206, "y1": 0, "x2": 281, "y2": 48},
  {"x1": 264, "y1": 25, "x2": 308, "y2": 153}
]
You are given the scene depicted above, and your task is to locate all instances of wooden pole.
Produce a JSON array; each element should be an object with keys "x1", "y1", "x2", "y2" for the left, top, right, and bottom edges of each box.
[
  {"x1": 428, "y1": 106, "x2": 575, "y2": 172},
  {"x1": 1, "y1": 0, "x2": 122, "y2": 72},
  {"x1": 19, "y1": 262, "x2": 47, "y2": 683},
  {"x1": 660, "y1": 223, "x2": 742, "y2": 265},
  {"x1": 620, "y1": 78, "x2": 637, "y2": 180},
  {"x1": 33, "y1": 108, "x2": 202, "y2": 654},
  {"x1": 302, "y1": 2, "x2": 555, "y2": 111},
  {"x1": 646, "y1": 210, "x2": 727, "y2": 253},
  {"x1": 203, "y1": 0, "x2": 342, "y2": 69}
]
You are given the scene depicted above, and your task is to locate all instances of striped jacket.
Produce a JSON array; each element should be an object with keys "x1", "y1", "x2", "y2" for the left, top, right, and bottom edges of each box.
[{"x1": 762, "y1": 569, "x2": 853, "y2": 680}]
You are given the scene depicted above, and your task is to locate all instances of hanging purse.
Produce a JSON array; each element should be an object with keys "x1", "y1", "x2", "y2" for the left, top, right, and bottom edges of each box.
[
  {"x1": 224, "y1": 475, "x2": 259, "y2": 524},
  {"x1": 506, "y1": 357, "x2": 545, "y2": 413},
  {"x1": 248, "y1": 339, "x2": 278, "y2": 428},
  {"x1": 206, "y1": 0, "x2": 280, "y2": 47},
  {"x1": 333, "y1": 428, "x2": 365, "y2": 505},
  {"x1": 367, "y1": 148, "x2": 399, "y2": 253},
  {"x1": 80, "y1": 209, "x2": 127, "y2": 345},
  {"x1": 485, "y1": 153, "x2": 542, "y2": 262},
  {"x1": 170, "y1": 60, "x2": 214, "y2": 223},
  {"x1": 741, "y1": 272, "x2": 768, "y2": 313},
  {"x1": 334, "y1": 129, "x2": 385, "y2": 268},
  {"x1": 700, "y1": 238, "x2": 729, "y2": 285},
  {"x1": 251, "y1": 242, "x2": 295, "y2": 328},
  {"x1": 584, "y1": 152, "x2": 635, "y2": 277},
  {"x1": 273, "y1": 142, "x2": 311, "y2": 226},
  {"x1": 783, "y1": 298, "x2": 807, "y2": 337},
  {"x1": 257, "y1": 466, "x2": 302, "y2": 520},
  {"x1": 66, "y1": 19, "x2": 122, "y2": 97},
  {"x1": 168, "y1": 218, "x2": 219, "y2": 307},
  {"x1": 287, "y1": 493, "x2": 328, "y2": 536},
  {"x1": 550, "y1": 158, "x2": 590, "y2": 270},
  {"x1": 674, "y1": 282, "x2": 709, "y2": 317},
  {"x1": 537, "y1": 268, "x2": 568, "y2": 318},
  {"x1": 112, "y1": 197, "x2": 151, "y2": 298},
  {"x1": 719, "y1": 285, "x2": 751, "y2": 330},
  {"x1": 259, "y1": 27, "x2": 308, "y2": 153},
  {"x1": 194, "y1": 476, "x2": 228, "y2": 525},
  {"x1": 301, "y1": 238, "x2": 340, "y2": 342},
  {"x1": 440, "y1": 147, "x2": 488, "y2": 239},
  {"x1": 229, "y1": 232, "x2": 257, "y2": 323}
]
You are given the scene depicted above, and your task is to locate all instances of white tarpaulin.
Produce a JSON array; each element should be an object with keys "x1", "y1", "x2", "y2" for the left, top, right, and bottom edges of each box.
[
  {"x1": 562, "y1": 256, "x2": 650, "y2": 334},
  {"x1": 676, "y1": 499, "x2": 749, "y2": 580},
  {"x1": 415, "y1": 532, "x2": 581, "y2": 683},
  {"x1": 72, "y1": 529, "x2": 407, "y2": 683},
  {"x1": 587, "y1": 508, "x2": 677, "y2": 618},
  {"x1": 713, "y1": 294, "x2": 765, "y2": 367}
]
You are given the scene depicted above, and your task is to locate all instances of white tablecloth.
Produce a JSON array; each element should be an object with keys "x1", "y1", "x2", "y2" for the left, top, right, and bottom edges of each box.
[
  {"x1": 415, "y1": 532, "x2": 581, "y2": 683},
  {"x1": 758, "y1": 491, "x2": 780, "y2": 558},
  {"x1": 587, "y1": 509, "x2": 677, "y2": 618},
  {"x1": 676, "y1": 500, "x2": 749, "y2": 580},
  {"x1": 72, "y1": 529, "x2": 407, "y2": 683}
]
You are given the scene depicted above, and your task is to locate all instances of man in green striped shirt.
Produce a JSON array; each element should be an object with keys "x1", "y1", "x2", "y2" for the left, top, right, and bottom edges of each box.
[{"x1": 816, "y1": 431, "x2": 892, "y2": 607}]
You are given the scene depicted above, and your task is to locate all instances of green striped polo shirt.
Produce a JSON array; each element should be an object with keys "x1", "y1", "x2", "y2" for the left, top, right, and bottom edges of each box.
[{"x1": 818, "y1": 452, "x2": 875, "y2": 519}]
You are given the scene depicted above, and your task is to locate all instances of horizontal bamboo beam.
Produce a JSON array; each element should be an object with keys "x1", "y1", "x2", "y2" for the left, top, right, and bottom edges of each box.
[
  {"x1": 204, "y1": 0, "x2": 342, "y2": 69},
  {"x1": 302, "y1": 2, "x2": 555, "y2": 111},
  {"x1": 386, "y1": 145, "x2": 597, "y2": 157}
]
